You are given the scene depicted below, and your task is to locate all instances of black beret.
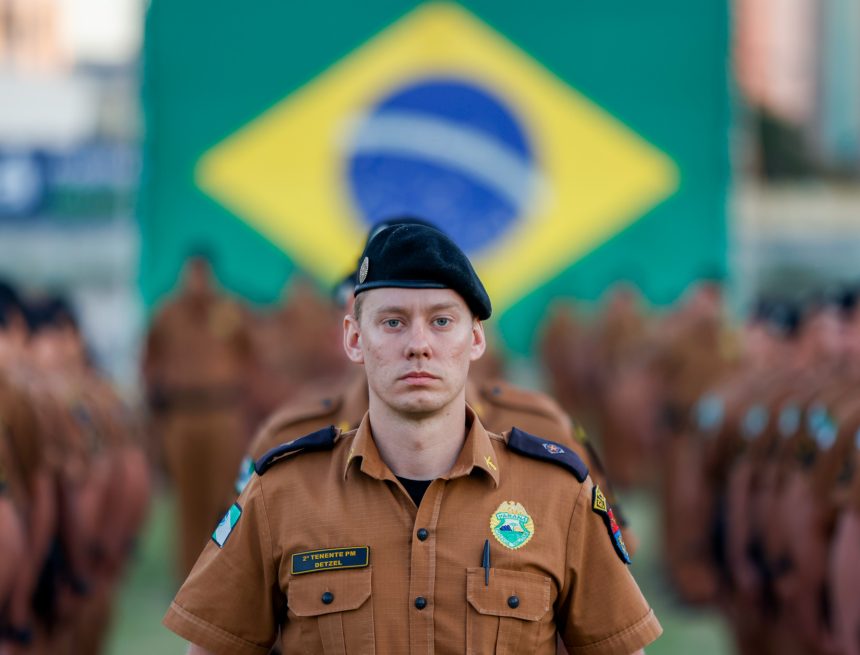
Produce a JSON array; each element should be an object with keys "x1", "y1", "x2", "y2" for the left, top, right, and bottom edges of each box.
[
  {"x1": 353, "y1": 224, "x2": 492, "y2": 320},
  {"x1": 26, "y1": 295, "x2": 79, "y2": 334},
  {"x1": 0, "y1": 279, "x2": 24, "y2": 329}
]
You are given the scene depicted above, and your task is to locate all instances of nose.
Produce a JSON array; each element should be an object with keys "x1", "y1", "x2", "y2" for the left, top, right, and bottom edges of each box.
[{"x1": 405, "y1": 323, "x2": 431, "y2": 360}]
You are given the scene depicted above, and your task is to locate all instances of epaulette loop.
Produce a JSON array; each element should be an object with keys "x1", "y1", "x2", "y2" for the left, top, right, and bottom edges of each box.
[
  {"x1": 507, "y1": 427, "x2": 589, "y2": 482},
  {"x1": 255, "y1": 425, "x2": 337, "y2": 475}
]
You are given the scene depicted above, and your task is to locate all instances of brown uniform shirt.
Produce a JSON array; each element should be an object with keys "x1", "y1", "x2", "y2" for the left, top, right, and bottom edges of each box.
[
  {"x1": 143, "y1": 292, "x2": 253, "y2": 405},
  {"x1": 165, "y1": 409, "x2": 660, "y2": 655},
  {"x1": 0, "y1": 372, "x2": 46, "y2": 505},
  {"x1": 235, "y1": 376, "x2": 632, "y2": 547},
  {"x1": 248, "y1": 377, "x2": 580, "y2": 460}
]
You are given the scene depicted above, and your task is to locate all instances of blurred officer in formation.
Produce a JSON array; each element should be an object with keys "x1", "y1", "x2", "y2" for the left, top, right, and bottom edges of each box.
[
  {"x1": 164, "y1": 222, "x2": 661, "y2": 655},
  {"x1": 143, "y1": 251, "x2": 255, "y2": 578},
  {"x1": 247, "y1": 275, "x2": 352, "y2": 425},
  {"x1": 643, "y1": 284, "x2": 860, "y2": 655},
  {"x1": 223, "y1": 218, "x2": 640, "y2": 655},
  {"x1": 540, "y1": 278, "x2": 735, "y2": 489},
  {"x1": 0, "y1": 283, "x2": 150, "y2": 655}
]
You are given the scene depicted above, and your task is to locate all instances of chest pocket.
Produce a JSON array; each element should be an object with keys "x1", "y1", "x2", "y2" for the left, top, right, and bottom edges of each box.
[
  {"x1": 466, "y1": 567, "x2": 552, "y2": 655},
  {"x1": 288, "y1": 567, "x2": 374, "y2": 655}
]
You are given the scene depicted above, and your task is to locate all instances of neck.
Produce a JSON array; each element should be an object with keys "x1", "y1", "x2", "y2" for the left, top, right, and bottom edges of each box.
[{"x1": 368, "y1": 392, "x2": 467, "y2": 480}]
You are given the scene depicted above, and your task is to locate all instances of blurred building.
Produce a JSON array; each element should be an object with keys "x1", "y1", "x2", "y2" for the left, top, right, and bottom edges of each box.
[
  {"x1": 0, "y1": 0, "x2": 143, "y2": 389},
  {"x1": 732, "y1": 0, "x2": 860, "y2": 311}
]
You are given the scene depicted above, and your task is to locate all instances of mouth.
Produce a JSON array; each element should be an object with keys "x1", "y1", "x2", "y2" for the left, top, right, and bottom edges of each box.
[{"x1": 399, "y1": 371, "x2": 440, "y2": 382}]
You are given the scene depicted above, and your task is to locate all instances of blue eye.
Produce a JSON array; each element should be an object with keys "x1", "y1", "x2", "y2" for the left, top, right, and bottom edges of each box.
[
  {"x1": 385, "y1": 319, "x2": 401, "y2": 328},
  {"x1": 434, "y1": 318, "x2": 451, "y2": 327}
]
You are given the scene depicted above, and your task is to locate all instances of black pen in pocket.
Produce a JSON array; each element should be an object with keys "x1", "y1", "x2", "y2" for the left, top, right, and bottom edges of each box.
[{"x1": 482, "y1": 539, "x2": 490, "y2": 586}]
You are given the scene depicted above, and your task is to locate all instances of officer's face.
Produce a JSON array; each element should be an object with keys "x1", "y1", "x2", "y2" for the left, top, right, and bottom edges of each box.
[
  {"x1": 184, "y1": 258, "x2": 212, "y2": 296},
  {"x1": 344, "y1": 288, "x2": 485, "y2": 416}
]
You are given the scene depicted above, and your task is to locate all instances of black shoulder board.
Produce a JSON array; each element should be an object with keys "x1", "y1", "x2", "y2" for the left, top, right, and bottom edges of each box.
[
  {"x1": 255, "y1": 426, "x2": 337, "y2": 475},
  {"x1": 507, "y1": 427, "x2": 589, "y2": 482}
]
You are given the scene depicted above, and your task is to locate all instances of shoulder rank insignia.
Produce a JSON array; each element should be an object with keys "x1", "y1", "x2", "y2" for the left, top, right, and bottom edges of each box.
[
  {"x1": 507, "y1": 427, "x2": 588, "y2": 482},
  {"x1": 255, "y1": 426, "x2": 337, "y2": 475},
  {"x1": 573, "y1": 422, "x2": 589, "y2": 444},
  {"x1": 592, "y1": 486, "x2": 631, "y2": 564}
]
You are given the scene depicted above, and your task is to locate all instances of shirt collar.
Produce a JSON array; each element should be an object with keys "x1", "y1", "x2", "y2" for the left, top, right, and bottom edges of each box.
[{"x1": 343, "y1": 405, "x2": 500, "y2": 487}]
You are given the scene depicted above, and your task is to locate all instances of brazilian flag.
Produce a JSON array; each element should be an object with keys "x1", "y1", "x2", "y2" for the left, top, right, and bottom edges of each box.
[{"x1": 141, "y1": 1, "x2": 728, "y2": 353}]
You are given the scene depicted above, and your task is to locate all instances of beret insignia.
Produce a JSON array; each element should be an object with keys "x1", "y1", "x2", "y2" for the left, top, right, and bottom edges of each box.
[
  {"x1": 255, "y1": 425, "x2": 337, "y2": 475},
  {"x1": 592, "y1": 486, "x2": 631, "y2": 564},
  {"x1": 359, "y1": 257, "x2": 369, "y2": 284},
  {"x1": 507, "y1": 427, "x2": 588, "y2": 482}
]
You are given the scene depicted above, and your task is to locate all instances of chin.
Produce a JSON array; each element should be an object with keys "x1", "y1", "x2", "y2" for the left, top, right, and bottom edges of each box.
[{"x1": 390, "y1": 393, "x2": 450, "y2": 416}]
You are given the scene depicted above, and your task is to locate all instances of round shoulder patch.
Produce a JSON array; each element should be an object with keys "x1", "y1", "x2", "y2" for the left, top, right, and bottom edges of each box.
[
  {"x1": 779, "y1": 405, "x2": 801, "y2": 438},
  {"x1": 695, "y1": 393, "x2": 724, "y2": 434},
  {"x1": 741, "y1": 404, "x2": 768, "y2": 440}
]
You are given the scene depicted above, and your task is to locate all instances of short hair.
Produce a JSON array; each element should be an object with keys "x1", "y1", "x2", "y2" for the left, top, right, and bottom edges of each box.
[{"x1": 352, "y1": 293, "x2": 365, "y2": 322}]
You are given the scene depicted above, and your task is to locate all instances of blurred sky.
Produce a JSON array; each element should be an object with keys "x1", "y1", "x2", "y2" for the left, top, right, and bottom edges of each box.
[{"x1": 56, "y1": 0, "x2": 142, "y2": 63}]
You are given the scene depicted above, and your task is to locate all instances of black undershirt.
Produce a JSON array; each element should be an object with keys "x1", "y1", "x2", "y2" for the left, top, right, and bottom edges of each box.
[{"x1": 396, "y1": 476, "x2": 433, "y2": 507}]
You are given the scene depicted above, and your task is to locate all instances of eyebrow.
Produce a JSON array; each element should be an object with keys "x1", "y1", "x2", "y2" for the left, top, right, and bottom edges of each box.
[{"x1": 374, "y1": 302, "x2": 461, "y2": 315}]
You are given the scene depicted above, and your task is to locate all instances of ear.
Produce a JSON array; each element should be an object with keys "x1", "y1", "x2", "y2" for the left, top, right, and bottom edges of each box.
[
  {"x1": 469, "y1": 319, "x2": 487, "y2": 362},
  {"x1": 343, "y1": 314, "x2": 365, "y2": 364}
]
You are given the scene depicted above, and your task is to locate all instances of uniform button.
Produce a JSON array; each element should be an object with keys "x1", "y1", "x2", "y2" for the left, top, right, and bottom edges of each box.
[
  {"x1": 414, "y1": 596, "x2": 427, "y2": 610},
  {"x1": 321, "y1": 592, "x2": 334, "y2": 605},
  {"x1": 507, "y1": 595, "x2": 520, "y2": 609},
  {"x1": 417, "y1": 528, "x2": 429, "y2": 541}
]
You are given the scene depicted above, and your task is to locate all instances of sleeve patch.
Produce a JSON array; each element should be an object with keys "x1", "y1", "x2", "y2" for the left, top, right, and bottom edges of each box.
[
  {"x1": 592, "y1": 486, "x2": 631, "y2": 565},
  {"x1": 234, "y1": 455, "x2": 255, "y2": 495},
  {"x1": 254, "y1": 425, "x2": 337, "y2": 475},
  {"x1": 212, "y1": 503, "x2": 242, "y2": 548},
  {"x1": 507, "y1": 427, "x2": 588, "y2": 482}
]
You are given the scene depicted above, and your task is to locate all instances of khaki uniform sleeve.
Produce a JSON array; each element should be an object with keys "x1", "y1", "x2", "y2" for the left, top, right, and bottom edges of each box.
[
  {"x1": 163, "y1": 476, "x2": 283, "y2": 655},
  {"x1": 557, "y1": 478, "x2": 662, "y2": 655}
]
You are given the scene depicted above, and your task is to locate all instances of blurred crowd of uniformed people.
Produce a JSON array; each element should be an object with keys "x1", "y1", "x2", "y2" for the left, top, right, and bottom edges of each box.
[
  {"x1": 3, "y1": 229, "x2": 860, "y2": 654},
  {"x1": 541, "y1": 279, "x2": 860, "y2": 655},
  {"x1": 0, "y1": 284, "x2": 150, "y2": 655}
]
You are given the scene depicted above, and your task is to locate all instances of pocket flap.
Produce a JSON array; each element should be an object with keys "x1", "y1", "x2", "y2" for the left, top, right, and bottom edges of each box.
[
  {"x1": 466, "y1": 568, "x2": 550, "y2": 621},
  {"x1": 289, "y1": 567, "x2": 372, "y2": 617}
]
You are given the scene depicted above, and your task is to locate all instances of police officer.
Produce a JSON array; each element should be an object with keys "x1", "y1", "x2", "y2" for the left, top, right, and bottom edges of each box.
[
  {"x1": 232, "y1": 221, "x2": 637, "y2": 566},
  {"x1": 144, "y1": 251, "x2": 255, "y2": 578},
  {"x1": 164, "y1": 224, "x2": 660, "y2": 655}
]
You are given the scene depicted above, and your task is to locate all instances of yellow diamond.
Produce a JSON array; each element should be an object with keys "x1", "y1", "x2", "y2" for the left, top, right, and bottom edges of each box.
[{"x1": 196, "y1": 3, "x2": 678, "y2": 311}]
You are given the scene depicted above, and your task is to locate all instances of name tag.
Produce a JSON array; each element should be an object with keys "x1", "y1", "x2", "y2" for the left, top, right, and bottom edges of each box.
[{"x1": 291, "y1": 546, "x2": 370, "y2": 575}]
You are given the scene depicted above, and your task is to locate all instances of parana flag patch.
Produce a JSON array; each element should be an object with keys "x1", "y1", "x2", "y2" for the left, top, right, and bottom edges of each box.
[
  {"x1": 212, "y1": 503, "x2": 242, "y2": 548},
  {"x1": 592, "y1": 486, "x2": 631, "y2": 565}
]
